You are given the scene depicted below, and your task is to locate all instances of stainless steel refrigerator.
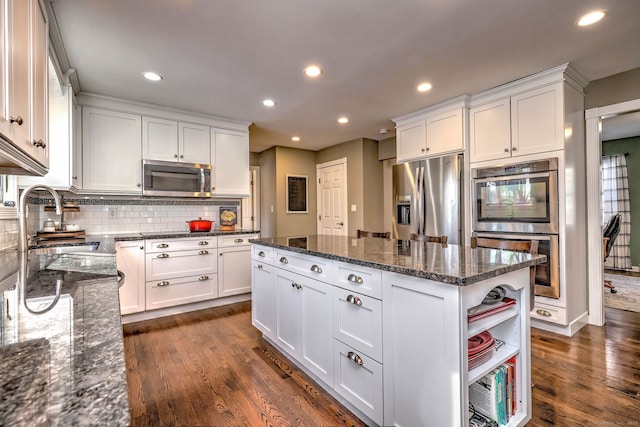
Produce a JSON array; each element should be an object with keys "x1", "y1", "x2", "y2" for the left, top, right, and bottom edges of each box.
[{"x1": 392, "y1": 154, "x2": 463, "y2": 243}]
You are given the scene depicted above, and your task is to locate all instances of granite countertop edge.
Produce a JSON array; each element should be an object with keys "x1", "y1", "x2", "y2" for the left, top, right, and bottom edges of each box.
[{"x1": 250, "y1": 239, "x2": 545, "y2": 286}]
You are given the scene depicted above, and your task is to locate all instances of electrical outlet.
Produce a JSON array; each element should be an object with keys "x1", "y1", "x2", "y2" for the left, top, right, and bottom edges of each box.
[{"x1": 108, "y1": 207, "x2": 117, "y2": 219}]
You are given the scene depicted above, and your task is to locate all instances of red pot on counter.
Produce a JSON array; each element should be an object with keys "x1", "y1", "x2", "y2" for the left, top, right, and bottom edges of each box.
[{"x1": 186, "y1": 218, "x2": 214, "y2": 232}]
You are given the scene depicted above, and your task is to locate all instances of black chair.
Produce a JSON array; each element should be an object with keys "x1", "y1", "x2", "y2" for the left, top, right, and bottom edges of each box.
[
  {"x1": 603, "y1": 213, "x2": 622, "y2": 294},
  {"x1": 356, "y1": 229, "x2": 390, "y2": 239}
]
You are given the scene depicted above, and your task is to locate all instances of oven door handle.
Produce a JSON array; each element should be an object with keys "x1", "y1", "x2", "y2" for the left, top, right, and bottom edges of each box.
[{"x1": 473, "y1": 170, "x2": 556, "y2": 184}]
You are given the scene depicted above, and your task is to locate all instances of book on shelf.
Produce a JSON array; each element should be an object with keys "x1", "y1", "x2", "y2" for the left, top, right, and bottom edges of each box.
[
  {"x1": 469, "y1": 410, "x2": 498, "y2": 427},
  {"x1": 469, "y1": 358, "x2": 518, "y2": 426},
  {"x1": 468, "y1": 297, "x2": 517, "y2": 323}
]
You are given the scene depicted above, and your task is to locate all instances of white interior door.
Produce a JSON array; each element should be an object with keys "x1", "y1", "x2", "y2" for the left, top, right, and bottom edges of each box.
[
  {"x1": 316, "y1": 158, "x2": 348, "y2": 235},
  {"x1": 241, "y1": 167, "x2": 260, "y2": 231}
]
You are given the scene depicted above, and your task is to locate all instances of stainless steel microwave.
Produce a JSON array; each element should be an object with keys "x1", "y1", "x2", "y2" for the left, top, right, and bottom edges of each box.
[{"x1": 142, "y1": 159, "x2": 212, "y2": 197}]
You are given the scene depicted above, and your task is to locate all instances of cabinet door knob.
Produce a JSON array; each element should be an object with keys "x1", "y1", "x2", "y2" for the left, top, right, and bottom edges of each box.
[
  {"x1": 139, "y1": 246, "x2": 144, "y2": 250},
  {"x1": 180, "y1": 155, "x2": 184, "y2": 159},
  {"x1": 199, "y1": 250, "x2": 209, "y2": 255},
  {"x1": 425, "y1": 147, "x2": 430, "y2": 151},
  {"x1": 137, "y1": 183, "x2": 142, "y2": 187},
  {"x1": 32, "y1": 139, "x2": 46, "y2": 148},
  {"x1": 258, "y1": 251, "x2": 265, "y2": 257},
  {"x1": 421, "y1": 148, "x2": 426, "y2": 152},
  {"x1": 279, "y1": 256, "x2": 288, "y2": 264},
  {"x1": 347, "y1": 274, "x2": 363, "y2": 284},
  {"x1": 174, "y1": 154, "x2": 178, "y2": 158},
  {"x1": 504, "y1": 148, "x2": 510, "y2": 152},
  {"x1": 347, "y1": 351, "x2": 363, "y2": 366},
  {"x1": 72, "y1": 176, "x2": 78, "y2": 180},
  {"x1": 511, "y1": 147, "x2": 517, "y2": 151},
  {"x1": 199, "y1": 241, "x2": 209, "y2": 245},
  {"x1": 157, "y1": 281, "x2": 170, "y2": 287},
  {"x1": 157, "y1": 253, "x2": 169, "y2": 258},
  {"x1": 9, "y1": 116, "x2": 23, "y2": 125},
  {"x1": 346, "y1": 294, "x2": 363, "y2": 306},
  {"x1": 310, "y1": 264, "x2": 322, "y2": 273}
]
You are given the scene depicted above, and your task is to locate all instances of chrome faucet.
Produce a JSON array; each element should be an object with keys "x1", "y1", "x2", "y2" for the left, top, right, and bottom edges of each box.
[{"x1": 19, "y1": 184, "x2": 62, "y2": 252}]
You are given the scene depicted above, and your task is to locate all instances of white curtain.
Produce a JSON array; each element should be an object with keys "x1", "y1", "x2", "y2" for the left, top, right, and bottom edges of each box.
[{"x1": 601, "y1": 154, "x2": 632, "y2": 270}]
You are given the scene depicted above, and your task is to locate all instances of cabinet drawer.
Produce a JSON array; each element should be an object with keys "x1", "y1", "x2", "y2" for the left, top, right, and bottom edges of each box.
[
  {"x1": 252, "y1": 245, "x2": 274, "y2": 263},
  {"x1": 146, "y1": 237, "x2": 216, "y2": 253},
  {"x1": 333, "y1": 339, "x2": 383, "y2": 425},
  {"x1": 146, "y1": 249, "x2": 217, "y2": 280},
  {"x1": 218, "y1": 234, "x2": 259, "y2": 247},
  {"x1": 332, "y1": 261, "x2": 382, "y2": 299},
  {"x1": 333, "y1": 288, "x2": 382, "y2": 362},
  {"x1": 275, "y1": 250, "x2": 331, "y2": 282},
  {"x1": 146, "y1": 274, "x2": 217, "y2": 310},
  {"x1": 531, "y1": 302, "x2": 567, "y2": 325}
]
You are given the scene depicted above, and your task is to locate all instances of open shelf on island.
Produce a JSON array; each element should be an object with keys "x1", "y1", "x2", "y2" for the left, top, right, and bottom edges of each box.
[
  {"x1": 468, "y1": 343, "x2": 519, "y2": 385},
  {"x1": 467, "y1": 306, "x2": 519, "y2": 338}
]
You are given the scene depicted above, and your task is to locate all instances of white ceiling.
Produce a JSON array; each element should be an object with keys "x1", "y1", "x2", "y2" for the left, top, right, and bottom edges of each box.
[{"x1": 49, "y1": 0, "x2": 640, "y2": 153}]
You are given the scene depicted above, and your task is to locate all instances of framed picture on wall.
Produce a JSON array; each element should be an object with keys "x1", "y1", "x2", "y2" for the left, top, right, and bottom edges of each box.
[{"x1": 286, "y1": 174, "x2": 308, "y2": 213}]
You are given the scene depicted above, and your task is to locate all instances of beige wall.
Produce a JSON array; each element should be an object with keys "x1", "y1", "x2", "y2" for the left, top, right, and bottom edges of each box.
[
  {"x1": 585, "y1": 67, "x2": 640, "y2": 109},
  {"x1": 258, "y1": 147, "x2": 276, "y2": 237},
  {"x1": 275, "y1": 146, "x2": 317, "y2": 236},
  {"x1": 378, "y1": 136, "x2": 396, "y2": 160},
  {"x1": 362, "y1": 138, "x2": 384, "y2": 230}
]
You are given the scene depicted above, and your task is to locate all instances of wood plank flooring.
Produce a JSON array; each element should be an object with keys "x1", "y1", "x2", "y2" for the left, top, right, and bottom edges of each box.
[{"x1": 123, "y1": 302, "x2": 640, "y2": 427}]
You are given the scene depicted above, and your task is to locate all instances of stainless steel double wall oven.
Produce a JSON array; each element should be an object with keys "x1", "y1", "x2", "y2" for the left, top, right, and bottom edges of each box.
[{"x1": 472, "y1": 158, "x2": 560, "y2": 298}]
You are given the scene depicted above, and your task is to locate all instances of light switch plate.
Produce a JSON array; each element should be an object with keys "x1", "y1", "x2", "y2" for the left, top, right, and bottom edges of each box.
[
  {"x1": 351, "y1": 204, "x2": 357, "y2": 212},
  {"x1": 108, "y1": 207, "x2": 117, "y2": 219}
]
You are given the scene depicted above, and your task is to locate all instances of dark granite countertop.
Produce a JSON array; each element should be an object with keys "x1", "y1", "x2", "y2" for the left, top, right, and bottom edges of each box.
[
  {"x1": 28, "y1": 228, "x2": 260, "y2": 254},
  {"x1": 0, "y1": 247, "x2": 130, "y2": 426},
  {"x1": 251, "y1": 235, "x2": 546, "y2": 286}
]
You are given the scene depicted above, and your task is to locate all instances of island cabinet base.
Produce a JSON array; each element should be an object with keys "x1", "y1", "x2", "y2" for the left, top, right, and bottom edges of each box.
[{"x1": 382, "y1": 269, "x2": 532, "y2": 427}]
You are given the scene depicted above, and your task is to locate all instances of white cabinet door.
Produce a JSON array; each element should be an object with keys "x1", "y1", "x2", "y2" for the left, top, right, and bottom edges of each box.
[
  {"x1": 469, "y1": 98, "x2": 511, "y2": 163},
  {"x1": 6, "y1": 0, "x2": 32, "y2": 155},
  {"x1": 142, "y1": 116, "x2": 178, "y2": 162},
  {"x1": 426, "y1": 107, "x2": 464, "y2": 156},
  {"x1": 30, "y1": 0, "x2": 48, "y2": 167},
  {"x1": 82, "y1": 107, "x2": 142, "y2": 193},
  {"x1": 511, "y1": 83, "x2": 564, "y2": 156},
  {"x1": 179, "y1": 122, "x2": 210, "y2": 164},
  {"x1": 252, "y1": 260, "x2": 275, "y2": 339},
  {"x1": 116, "y1": 241, "x2": 146, "y2": 315},
  {"x1": 211, "y1": 128, "x2": 250, "y2": 197},
  {"x1": 218, "y1": 245, "x2": 252, "y2": 297},
  {"x1": 396, "y1": 119, "x2": 426, "y2": 163},
  {"x1": 300, "y1": 275, "x2": 333, "y2": 386},
  {"x1": 275, "y1": 268, "x2": 301, "y2": 357}
]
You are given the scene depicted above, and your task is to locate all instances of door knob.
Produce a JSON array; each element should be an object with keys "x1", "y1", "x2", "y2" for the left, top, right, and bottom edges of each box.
[{"x1": 337, "y1": 222, "x2": 344, "y2": 226}]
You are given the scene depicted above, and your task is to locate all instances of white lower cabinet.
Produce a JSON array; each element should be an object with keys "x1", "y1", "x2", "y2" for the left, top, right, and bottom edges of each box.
[
  {"x1": 251, "y1": 260, "x2": 275, "y2": 340},
  {"x1": 146, "y1": 274, "x2": 217, "y2": 310},
  {"x1": 332, "y1": 287, "x2": 382, "y2": 362},
  {"x1": 116, "y1": 241, "x2": 146, "y2": 314},
  {"x1": 218, "y1": 234, "x2": 257, "y2": 298},
  {"x1": 333, "y1": 339, "x2": 383, "y2": 424},
  {"x1": 274, "y1": 267, "x2": 333, "y2": 387}
]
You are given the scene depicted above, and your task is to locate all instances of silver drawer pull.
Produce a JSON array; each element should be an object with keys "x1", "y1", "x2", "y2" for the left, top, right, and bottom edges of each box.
[
  {"x1": 257, "y1": 264, "x2": 263, "y2": 270},
  {"x1": 235, "y1": 238, "x2": 244, "y2": 243},
  {"x1": 536, "y1": 309, "x2": 552, "y2": 317},
  {"x1": 347, "y1": 274, "x2": 363, "y2": 284},
  {"x1": 290, "y1": 282, "x2": 302, "y2": 290},
  {"x1": 280, "y1": 256, "x2": 288, "y2": 264},
  {"x1": 199, "y1": 276, "x2": 209, "y2": 281},
  {"x1": 347, "y1": 351, "x2": 363, "y2": 366},
  {"x1": 199, "y1": 241, "x2": 209, "y2": 246},
  {"x1": 258, "y1": 251, "x2": 265, "y2": 257},
  {"x1": 157, "y1": 281, "x2": 170, "y2": 287},
  {"x1": 157, "y1": 243, "x2": 169, "y2": 248},
  {"x1": 346, "y1": 294, "x2": 362, "y2": 306},
  {"x1": 199, "y1": 250, "x2": 209, "y2": 255},
  {"x1": 310, "y1": 264, "x2": 322, "y2": 273},
  {"x1": 157, "y1": 253, "x2": 169, "y2": 258}
]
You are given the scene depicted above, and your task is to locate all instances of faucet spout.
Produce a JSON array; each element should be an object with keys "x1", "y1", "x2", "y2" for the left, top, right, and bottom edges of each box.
[{"x1": 19, "y1": 184, "x2": 62, "y2": 252}]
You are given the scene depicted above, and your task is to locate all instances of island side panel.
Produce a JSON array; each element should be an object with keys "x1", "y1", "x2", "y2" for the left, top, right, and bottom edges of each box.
[{"x1": 382, "y1": 271, "x2": 464, "y2": 427}]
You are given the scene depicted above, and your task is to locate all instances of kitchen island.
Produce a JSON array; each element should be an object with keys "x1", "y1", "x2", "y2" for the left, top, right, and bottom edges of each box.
[
  {"x1": 0, "y1": 247, "x2": 129, "y2": 426},
  {"x1": 250, "y1": 235, "x2": 545, "y2": 427}
]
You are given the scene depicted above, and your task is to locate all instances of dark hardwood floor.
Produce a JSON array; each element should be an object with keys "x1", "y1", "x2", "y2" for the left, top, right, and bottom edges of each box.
[{"x1": 123, "y1": 302, "x2": 640, "y2": 427}]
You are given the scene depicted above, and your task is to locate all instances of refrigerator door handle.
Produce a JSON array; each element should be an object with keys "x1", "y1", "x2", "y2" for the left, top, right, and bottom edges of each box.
[{"x1": 417, "y1": 165, "x2": 425, "y2": 235}]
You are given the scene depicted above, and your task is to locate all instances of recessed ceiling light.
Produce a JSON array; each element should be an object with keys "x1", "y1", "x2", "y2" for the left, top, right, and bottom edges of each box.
[
  {"x1": 379, "y1": 128, "x2": 389, "y2": 135},
  {"x1": 304, "y1": 65, "x2": 323, "y2": 77},
  {"x1": 142, "y1": 71, "x2": 163, "y2": 81},
  {"x1": 262, "y1": 99, "x2": 276, "y2": 107},
  {"x1": 577, "y1": 10, "x2": 606, "y2": 26},
  {"x1": 291, "y1": 136, "x2": 300, "y2": 142},
  {"x1": 417, "y1": 82, "x2": 433, "y2": 92},
  {"x1": 338, "y1": 117, "x2": 349, "y2": 124}
]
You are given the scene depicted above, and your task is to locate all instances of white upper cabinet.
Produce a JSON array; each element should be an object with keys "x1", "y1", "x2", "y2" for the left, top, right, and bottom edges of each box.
[
  {"x1": 211, "y1": 128, "x2": 250, "y2": 197},
  {"x1": 82, "y1": 107, "x2": 142, "y2": 193},
  {"x1": 142, "y1": 118, "x2": 210, "y2": 164},
  {"x1": 0, "y1": 0, "x2": 49, "y2": 173},
  {"x1": 179, "y1": 122, "x2": 210, "y2": 164},
  {"x1": 469, "y1": 98, "x2": 512, "y2": 162},
  {"x1": 394, "y1": 97, "x2": 466, "y2": 163}
]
